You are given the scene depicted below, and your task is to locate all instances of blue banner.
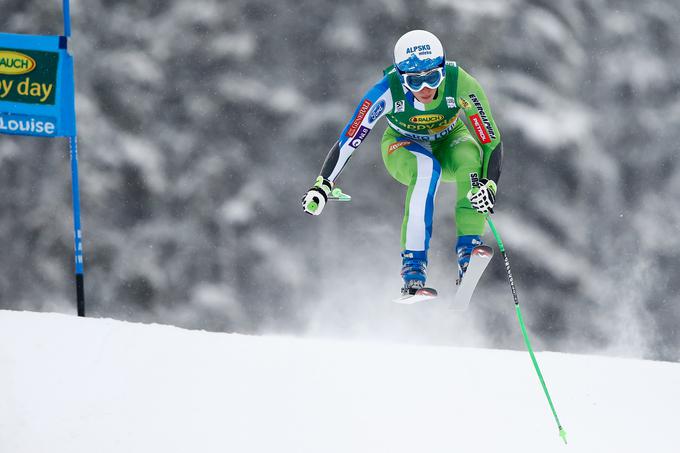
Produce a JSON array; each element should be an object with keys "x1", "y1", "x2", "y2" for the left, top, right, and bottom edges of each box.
[{"x1": 0, "y1": 32, "x2": 76, "y2": 137}]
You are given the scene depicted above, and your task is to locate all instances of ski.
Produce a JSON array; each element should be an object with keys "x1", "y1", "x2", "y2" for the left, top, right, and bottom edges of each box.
[
  {"x1": 450, "y1": 245, "x2": 494, "y2": 310},
  {"x1": 393, "y1": 287, "x2": 438, "y2": 304}
]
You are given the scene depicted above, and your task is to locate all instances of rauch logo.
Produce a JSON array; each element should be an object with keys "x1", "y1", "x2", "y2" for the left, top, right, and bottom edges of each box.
[
  {"x1": 0, "y1": 51, "x2": 36, "y2": 75},
  {"x1": 409, "y1": 114, "x2": 444, "y2": 124}
]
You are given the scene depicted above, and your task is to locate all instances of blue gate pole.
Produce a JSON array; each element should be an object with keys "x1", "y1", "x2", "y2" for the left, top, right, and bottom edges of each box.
[
  {"x1": 63, "y1": 0, "x2": 71, "y2": 37},
  {"x1": 69, "y1": 135, "x2": 85, "y2": 317}
]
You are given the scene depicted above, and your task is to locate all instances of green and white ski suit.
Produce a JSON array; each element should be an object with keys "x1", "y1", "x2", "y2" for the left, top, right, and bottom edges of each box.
[{"x1": 319, "y1": 61, "x2": 503, "y2": 254}]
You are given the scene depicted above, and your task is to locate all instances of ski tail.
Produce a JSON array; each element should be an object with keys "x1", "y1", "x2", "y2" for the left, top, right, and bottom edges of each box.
[
  {"x1": 450, "y1": 245, "x2": 493, "y2": 310},
  {"x1": 393, "y1": 287, "x2": 438, "y2": 304}
]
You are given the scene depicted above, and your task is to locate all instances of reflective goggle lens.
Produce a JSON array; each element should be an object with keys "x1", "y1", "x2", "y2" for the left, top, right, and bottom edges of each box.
[{"x1": 404, "y1": 68, "x2": 443, "y2": 92}]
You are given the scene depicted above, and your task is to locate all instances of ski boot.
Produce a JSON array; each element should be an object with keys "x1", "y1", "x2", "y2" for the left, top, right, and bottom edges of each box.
[
  {"x1": 456, "y1": 235, "x2": 483, "y2": 285},
  {"x1": 395, "y1": 251, "x2": 438, "y2": 303},
  {"x1": 401, "y1": 250, "x2": 427, "y2": 296}
]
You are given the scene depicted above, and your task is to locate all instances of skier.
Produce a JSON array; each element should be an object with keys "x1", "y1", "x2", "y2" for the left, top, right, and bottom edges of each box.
[{"x1": 302, "y1": 30, "x2": 503, "y2": 298}]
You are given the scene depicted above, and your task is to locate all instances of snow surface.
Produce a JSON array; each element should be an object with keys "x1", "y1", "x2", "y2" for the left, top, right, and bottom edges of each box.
[{"x1": 1, "y1": 310, "x2": 678, "y2": 453}]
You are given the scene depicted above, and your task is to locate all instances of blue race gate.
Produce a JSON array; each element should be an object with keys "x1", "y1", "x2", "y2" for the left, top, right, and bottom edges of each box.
[{"x1": 0, "y1": 1, "x2": 85, "y2": 316}]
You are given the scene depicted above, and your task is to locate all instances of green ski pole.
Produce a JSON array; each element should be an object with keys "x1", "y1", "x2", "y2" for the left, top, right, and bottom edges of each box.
[{"x1": 486, "y1": 216, "x2": 568, "y2": 445}]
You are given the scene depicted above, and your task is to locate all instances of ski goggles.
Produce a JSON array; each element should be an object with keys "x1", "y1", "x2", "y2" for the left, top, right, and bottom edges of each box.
[{"x1": 402, "y1": 67, "x2": 444, "y2": 92}]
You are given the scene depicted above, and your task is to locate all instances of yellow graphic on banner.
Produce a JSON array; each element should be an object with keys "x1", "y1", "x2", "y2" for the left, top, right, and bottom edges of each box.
[
  {"x1": 0, "y1": 51, "x2": 36, "y2": 75},
  {"x1": 0, "y1": 48, "x2": 58, "y2": 105}
]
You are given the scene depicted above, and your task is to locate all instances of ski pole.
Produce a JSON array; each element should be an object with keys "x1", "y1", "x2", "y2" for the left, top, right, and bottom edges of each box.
[{"x1": 486, "y1": 216, "x2": 568, "y2": 445}]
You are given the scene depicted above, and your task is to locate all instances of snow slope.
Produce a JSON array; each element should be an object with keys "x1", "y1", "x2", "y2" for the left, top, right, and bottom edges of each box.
[{"x1": 0, "y1": 310, "x2": 677, "y2": 453}]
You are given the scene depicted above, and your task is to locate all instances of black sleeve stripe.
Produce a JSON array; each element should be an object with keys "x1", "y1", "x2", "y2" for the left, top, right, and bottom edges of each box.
[
  {"x1": 486, "y1": 141, "x2": 503, "y2": 184},
  {"x1": 320, "y1": 140, "x2": 341, "y2": 181}
]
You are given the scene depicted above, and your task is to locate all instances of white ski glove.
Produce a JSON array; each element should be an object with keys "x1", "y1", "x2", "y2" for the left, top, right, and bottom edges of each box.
[
  {"x1": 467, "y1": 179, "x2": 497, "y2": 214},
  {"x1": 302, "y1": 176, "x2": 332, "y2": 216}
]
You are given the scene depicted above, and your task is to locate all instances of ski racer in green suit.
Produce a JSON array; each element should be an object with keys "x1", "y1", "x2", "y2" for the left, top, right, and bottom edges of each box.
[{"x1": 302, "y1": 30, "x2": 503, "y2": 297}]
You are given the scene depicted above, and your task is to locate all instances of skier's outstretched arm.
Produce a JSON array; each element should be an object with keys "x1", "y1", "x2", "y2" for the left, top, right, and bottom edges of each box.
[
  {"x1": 456, "y1": 67, "x2": 503, "y2": 213},
  {"x1": 302, "y1": 77, "x2": 392, "y2": 215}
]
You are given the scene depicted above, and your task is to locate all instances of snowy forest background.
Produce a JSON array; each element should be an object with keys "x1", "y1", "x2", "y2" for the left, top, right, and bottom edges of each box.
[{"x1": 1, "y1": 0, "x2": 678, "y2": 362}]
